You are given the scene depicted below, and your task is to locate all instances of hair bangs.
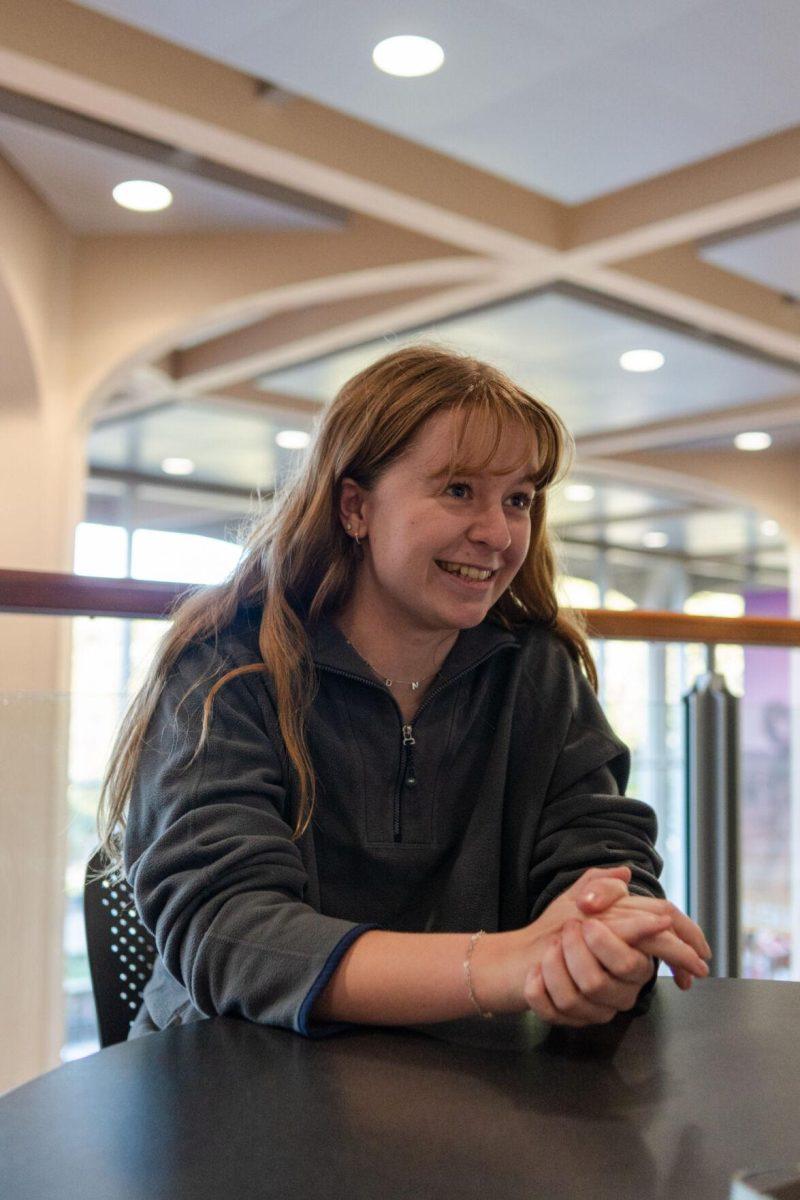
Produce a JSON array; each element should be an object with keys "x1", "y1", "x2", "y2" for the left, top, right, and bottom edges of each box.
[
  {"x1": 443, "y1": 379, "x2": 570, "y2": 491},
  {"x1": 527, "y1": 397, "x2": 573, "y2": 491},
  {"x1": 442, "y1": 389, "x2": 536, "y2": 482}
]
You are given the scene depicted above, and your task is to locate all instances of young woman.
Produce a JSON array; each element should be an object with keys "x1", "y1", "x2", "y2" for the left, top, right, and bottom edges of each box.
[{"x1": 97, "y1": 345, "x2": 709, "y2": 1039}]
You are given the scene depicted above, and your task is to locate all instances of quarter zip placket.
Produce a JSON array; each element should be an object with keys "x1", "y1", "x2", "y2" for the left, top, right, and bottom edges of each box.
[{"x1": 317, "y1": 643, "x2": 515, "y2": 843}]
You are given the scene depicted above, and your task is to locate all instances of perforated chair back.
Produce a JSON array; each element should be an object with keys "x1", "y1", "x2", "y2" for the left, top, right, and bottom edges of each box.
[{"x1": 84, "y1": 847, "x2": 157, "y2": 1047}]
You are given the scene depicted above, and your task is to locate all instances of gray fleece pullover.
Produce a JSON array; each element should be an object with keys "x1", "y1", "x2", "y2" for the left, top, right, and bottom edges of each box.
[{"x1": 124, "y1": 606, "x2": 663, "y2": 1038}]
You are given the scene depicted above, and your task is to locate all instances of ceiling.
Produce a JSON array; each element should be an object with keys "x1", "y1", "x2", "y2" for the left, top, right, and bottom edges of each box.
[
  {"x1": 1, "y1": 1, "x2": 798, "y2": 593},
  {"x1": 257, "y1": 288, "x2": 800, "y2": 437},
  {"x1": 0, "y1": 112, "x2": 335, "y2": 234},
  {"x1": 699, "y1": 213, "x2": 800, "y2": 297},
  {"x1": 74, "y1": 0, "x2": 800, "y2": 203}
]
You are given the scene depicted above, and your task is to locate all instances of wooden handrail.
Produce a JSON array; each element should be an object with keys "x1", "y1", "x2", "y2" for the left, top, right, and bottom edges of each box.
[
  {"x1": 1, "y1": 568, "x2": 799, "y2": 646},
  {"x1": 584, "y1": 608, "x2": 800, "y2": 647},
  {"x1": 0, "y1": 568, "x2": 186, "y2": 619}
]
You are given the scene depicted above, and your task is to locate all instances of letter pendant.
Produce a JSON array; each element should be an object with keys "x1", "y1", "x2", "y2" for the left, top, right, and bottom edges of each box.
[{"x1": 411, "y1": 681, "x2": 419, "y2": 691}]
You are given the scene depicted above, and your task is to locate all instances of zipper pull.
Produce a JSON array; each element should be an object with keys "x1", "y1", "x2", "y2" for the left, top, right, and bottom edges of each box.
[{"x1": 401, "y1": 724, "x2": 417, "y2": 790}]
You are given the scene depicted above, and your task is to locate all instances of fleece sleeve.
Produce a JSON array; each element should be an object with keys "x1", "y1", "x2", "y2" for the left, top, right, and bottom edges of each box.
[
  {"x1": 123, "y1": 638, "x2": 376, "y2": 1037},
  {"x1": 527, "y1": 667, "x2": 664, "y2": 922}
]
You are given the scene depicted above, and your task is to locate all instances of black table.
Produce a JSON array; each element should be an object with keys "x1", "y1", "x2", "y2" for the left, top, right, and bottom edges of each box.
[{"x1": 3, "y1": 979, "x2": 800, "y2": 1199}]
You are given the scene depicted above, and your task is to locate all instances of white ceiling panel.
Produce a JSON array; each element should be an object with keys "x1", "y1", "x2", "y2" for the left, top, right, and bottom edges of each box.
[
  {"x1": 74, "y1": 0, "x2": 800, "y2": 201},
  {"x1": 257, "y1": 290, "x2": 800, "y2": 436},
  {"x1": 700, "y1": 215, "x2": 800, "y2": 297},
  {"x1": 0, "y1": 112, "x2": 332, "y2": 234}
]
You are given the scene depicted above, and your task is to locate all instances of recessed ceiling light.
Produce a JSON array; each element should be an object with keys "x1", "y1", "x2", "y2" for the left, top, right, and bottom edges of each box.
[
  {"x1": 760, "y1": 519, "x2": 780, "y2": 537},
  {"x1": 565, "y1": 484, "x2": 595, "y2": 502},
  {"x1": 372, "y1": 35, "x2": 445, "y2": 77},
  {"x1": 619, "y1": 349, "x2": 665, "y2": 373},
  {"x1": 734, "y1": 431, "x2": 772, "y2": 451},
  {"x1": 113, "y1": 180, "x2": 173, "y2": 212},
  {"x1": 275, "y1": 430, "x2": 310, "y2": 450},
  {"x1": 161, "y1": 456, "x2": 195, "y2": 476},
  {"x1": 642, "y1": 531, "x2": 669, "y2": 548}
]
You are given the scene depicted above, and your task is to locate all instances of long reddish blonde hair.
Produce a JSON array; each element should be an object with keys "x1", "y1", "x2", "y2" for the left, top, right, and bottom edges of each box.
[{"x1": 96, "y1": 344, "x2": 595, "y2": 874}]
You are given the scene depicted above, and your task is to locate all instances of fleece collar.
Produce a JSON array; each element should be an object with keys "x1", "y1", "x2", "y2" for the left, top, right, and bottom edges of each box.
[{"x1": 309, "y1": 614, "x2": 520, "y2": 686}]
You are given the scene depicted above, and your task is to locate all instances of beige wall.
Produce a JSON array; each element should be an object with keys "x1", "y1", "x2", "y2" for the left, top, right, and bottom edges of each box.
[{"x1": 0, "y1": 155, "x2": 80, "y2": 1091}]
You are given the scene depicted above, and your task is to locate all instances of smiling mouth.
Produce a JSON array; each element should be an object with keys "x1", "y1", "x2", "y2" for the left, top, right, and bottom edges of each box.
[{"x1": 435, "y1": 559, "x2": 497, "y2": 582}]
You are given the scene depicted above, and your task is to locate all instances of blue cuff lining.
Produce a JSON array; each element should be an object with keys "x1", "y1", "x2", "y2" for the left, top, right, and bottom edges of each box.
[{"x1": 297, "y1": 923, "x2": 379, "y2": 1038}]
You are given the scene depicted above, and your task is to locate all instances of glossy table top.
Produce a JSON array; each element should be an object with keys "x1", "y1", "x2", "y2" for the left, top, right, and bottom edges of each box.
[{"x1": 3, "y1": 979, "x2": 800, "y2": 1199}]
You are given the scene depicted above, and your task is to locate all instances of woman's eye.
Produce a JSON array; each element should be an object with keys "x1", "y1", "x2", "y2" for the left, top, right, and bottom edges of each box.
[
  {"x1": 445, "y1": 482, "x2": 471, "y2": 499},
  {"x1": 508, "y1": 493, "x2": 533, "y2": 510}
]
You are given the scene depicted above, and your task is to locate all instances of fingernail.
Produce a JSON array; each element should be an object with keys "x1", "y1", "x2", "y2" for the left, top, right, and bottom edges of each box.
[{"x1": 584, "y1": 891, "x2": 598, "y2": 904}]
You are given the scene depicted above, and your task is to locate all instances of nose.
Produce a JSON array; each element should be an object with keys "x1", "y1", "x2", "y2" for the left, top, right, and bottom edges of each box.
[{"x1": 467, "y1": 503, "x2": 512, "y2": 553}]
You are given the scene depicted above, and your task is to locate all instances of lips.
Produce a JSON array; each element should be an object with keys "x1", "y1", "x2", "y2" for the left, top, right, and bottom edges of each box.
[{"x1": 435, "y1": 559, "x2": 497, "y2": 582}]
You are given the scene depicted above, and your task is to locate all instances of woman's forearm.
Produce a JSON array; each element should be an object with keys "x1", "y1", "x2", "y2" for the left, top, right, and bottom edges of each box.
[
  {"x1": 310, "y1": 928, "x2": 523, "y2": 1025},
  {"x1": 309, "y1": 872, "x2": 710, "y2": 1029}
]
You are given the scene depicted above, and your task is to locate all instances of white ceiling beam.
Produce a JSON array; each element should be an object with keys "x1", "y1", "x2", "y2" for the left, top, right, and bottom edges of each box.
[
  {"x1": 184, "y1": 269, "x2": 540, "y2": 393},
  {"x1": 568, "y1": 264, "x2": 800, "y2": 366},
  {"x1": 576, "y1": 392, "x2": 800, "y2": 458},
  {"x1": 0, "y1": 0, "x2": 563, "y2": 262},
  {"x1": 3, "y1": 0, "x2": 799, "y2": 418},
  {"x1": 564, "y1": 126, "x2": 800, "y2": 263},
  {"x1": 173, "y1": 282, "x2": 455, "y2": 390},
  {"x1": 574, "y1": 456, "x2": 744, "y2": 509},
  {"x1": 209, "y1": 385, "x2": 323, "y2": 421}
]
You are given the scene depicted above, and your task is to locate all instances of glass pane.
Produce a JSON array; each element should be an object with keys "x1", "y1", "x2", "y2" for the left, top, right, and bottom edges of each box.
[
  {"x1": 594, "y1": 639, "x2": 686, "y2": 909},
  {"x1": 64, "y1": 615, "x2": 170, "y2": 1061},
  {"x1": 739, "y1": 644, "x2": 795, "y2": 980},
  {"x1": 596, "y1": 638, "x2": 798, "y2": 981}
]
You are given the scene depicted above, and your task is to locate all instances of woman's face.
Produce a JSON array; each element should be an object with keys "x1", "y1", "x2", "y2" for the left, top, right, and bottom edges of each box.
[{"x1": 341, "y1": 408, "x2": 537, "y2": 637}]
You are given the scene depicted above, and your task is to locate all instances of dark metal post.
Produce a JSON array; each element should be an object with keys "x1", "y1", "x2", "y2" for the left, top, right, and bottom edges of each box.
[{"x1": 683, "y1": 663, "x2": 741, "y2": 977}]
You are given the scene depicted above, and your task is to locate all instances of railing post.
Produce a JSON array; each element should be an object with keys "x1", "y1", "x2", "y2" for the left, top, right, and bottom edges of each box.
[{"x1": 683, "y1": 658, "x2": 741, "y2": 977}]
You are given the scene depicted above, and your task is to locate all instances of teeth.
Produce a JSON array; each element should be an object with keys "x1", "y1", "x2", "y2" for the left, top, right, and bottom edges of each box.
[{"x1": 438, "y1": 560, "x2": 493, "y2": 581}]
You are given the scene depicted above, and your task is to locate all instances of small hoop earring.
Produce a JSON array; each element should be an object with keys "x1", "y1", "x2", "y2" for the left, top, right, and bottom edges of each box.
[{"x1": 346, "y1": 522, "x2": 361, "y2": 548}]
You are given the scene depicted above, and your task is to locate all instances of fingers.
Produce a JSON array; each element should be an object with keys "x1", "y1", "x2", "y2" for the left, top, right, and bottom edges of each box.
[
  {"x1": 525, "y1": 962, "x2": 588, "y2": 1027},
  {"x1": 561, "y1": 921, "x2": 643, "y2": 1012},
  {"x1": 581, "y1": 919, "x2": 658, "y2": 987},
  {"x1": 574, "y1": 876, "x2": 629, "y2": 915},
  {"x1": 634, "y1": 928, "x2": 710, "y2": 980},
  {"x1": 599, "y1": 908, "x2": 673, "y2": 946},
  {"x1": 589, "y1": 894, "x2": 712, "y2": 961},
  {"x1": 579, "y1": 865, "x2": 632, "y2": 885},
  {"x1": 613, "y1": 895, "x2": 711, "y2": 960},
  {"x1": 536, "y1": 934, "x2": 618, "y2": 1025},
  {"x1": 672, "y1": 966, "x2": 694, "y2": 990},
  {"x1": 569, "y1": 866, "x2": 631, "y2": 907},
  {"x1": 660, "y1": 903, "x2": 712, "y2": 960}
]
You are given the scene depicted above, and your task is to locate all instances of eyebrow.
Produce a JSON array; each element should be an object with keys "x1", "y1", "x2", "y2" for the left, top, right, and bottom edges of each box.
[{"x1": 427, "y1": 468, "x2": 537, "y2": 485}]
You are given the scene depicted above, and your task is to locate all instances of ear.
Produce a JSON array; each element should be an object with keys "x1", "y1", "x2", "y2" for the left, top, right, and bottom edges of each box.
[{"x1": 338, "y1": 477, "x2": 369, "y2": 539}]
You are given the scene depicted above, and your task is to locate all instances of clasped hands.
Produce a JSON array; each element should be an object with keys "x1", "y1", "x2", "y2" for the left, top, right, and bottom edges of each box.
[{"x1": 517, "y1": 865, "x2": 711, "y2": 1027}]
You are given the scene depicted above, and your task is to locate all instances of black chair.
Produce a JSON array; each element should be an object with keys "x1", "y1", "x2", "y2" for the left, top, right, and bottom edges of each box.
[{"x1": 84, "y1": 847, "x2": 157, "y2": 1047}]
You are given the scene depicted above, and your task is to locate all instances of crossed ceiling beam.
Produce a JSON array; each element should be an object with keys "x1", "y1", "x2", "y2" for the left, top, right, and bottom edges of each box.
[{"x1": 0, "y1": 0, "x2": 798, "y2": 423}]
